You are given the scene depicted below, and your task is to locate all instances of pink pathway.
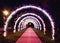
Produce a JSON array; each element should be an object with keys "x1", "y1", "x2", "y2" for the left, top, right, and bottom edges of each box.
[{"x1": 16, "y1": 27, "x2": 42, "y2": 43}]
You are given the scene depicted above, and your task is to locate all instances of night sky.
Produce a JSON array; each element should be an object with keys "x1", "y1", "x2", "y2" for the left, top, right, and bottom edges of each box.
[{"x1": 0, "y1": 0, "x2": 60, "y2": 29}]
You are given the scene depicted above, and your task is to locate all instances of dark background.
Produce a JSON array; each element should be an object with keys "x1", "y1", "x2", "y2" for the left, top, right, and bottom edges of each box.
[{"x1": 0, "y1": 0, "x2": 60, "y2": 29}]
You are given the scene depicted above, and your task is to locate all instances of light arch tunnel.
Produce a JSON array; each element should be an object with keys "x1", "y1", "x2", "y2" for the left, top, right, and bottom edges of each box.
[
  {"x1": 14, "y1": 13, "x2": 46, "y2": 34},
  {"x1": 3, "y1": 5, "x2": 55, "y2": 40},
  {"x1": 18, "y1": 16, "x2": 42, "y2": 31}
]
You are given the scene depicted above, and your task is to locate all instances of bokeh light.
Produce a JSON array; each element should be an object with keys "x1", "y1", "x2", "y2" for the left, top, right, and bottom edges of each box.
[{"x1": 3, "y1": 9, "x2": 9, "y2": 16}]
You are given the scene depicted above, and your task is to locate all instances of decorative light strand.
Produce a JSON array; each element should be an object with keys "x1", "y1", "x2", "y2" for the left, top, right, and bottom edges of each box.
[{"x1": 3, "y1": 5, "x2": 55, "y2": 40}]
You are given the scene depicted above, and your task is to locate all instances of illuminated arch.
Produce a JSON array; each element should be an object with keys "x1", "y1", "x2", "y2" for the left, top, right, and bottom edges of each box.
[
  {"x1": 14, "y1": 13, "x2": 46, "y2": 35},
  {"x1": 18, "y1": 16, "x2": 41, "y2": 31},
  {"x1": 3, "y1": 5, "x2": 55, "y2": 40},
  {"x1": 19, "y1": 18, "x2": 40, "y2": 30}
]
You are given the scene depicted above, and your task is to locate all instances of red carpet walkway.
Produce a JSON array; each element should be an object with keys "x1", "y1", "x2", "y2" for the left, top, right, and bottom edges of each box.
[{"x1": 16, "y1": 27, "x2": 42, "y2": 43}]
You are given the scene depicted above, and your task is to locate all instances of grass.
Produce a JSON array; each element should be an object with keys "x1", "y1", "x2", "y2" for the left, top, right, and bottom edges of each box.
[
  {"x1": 0, "y1": 29, "x2": 26, "y2": 43},
  {"x1": 33, "y1": 29, "x2": 55, "y2": 43}
]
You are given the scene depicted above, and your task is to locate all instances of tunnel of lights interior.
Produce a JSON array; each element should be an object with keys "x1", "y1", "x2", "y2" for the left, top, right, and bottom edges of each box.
[
  {"x1": 14, "y1": 13, "x2": 44, "y2": 32},
  {"x1": 3, "y1": 5, "x2": 55, "y2": 40}
]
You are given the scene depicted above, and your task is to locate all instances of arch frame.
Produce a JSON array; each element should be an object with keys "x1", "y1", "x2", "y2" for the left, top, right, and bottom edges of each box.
[
  {"x1": 14, "y1": 13, "x2": 46, "y2": 36},
  {"x1": 3, "y1": 5, "x2": 55, "y2": 40},
  {"x1": 18, "y1": 16, "x2": 42, "y2": 31}
]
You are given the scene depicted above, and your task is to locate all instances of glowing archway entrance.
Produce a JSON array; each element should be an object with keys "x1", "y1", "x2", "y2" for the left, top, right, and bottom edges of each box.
[
  {"x1": 26, "y1": 22, "x2": 34, "y2": 28},
  {"x1": 3, "y1": 5, "x2": 55, "y2": 40}
]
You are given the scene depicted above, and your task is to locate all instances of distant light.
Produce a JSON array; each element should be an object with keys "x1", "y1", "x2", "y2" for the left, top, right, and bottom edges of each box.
[{"x1": 3, "y1": 10, "x2": 9, "y2": 16}]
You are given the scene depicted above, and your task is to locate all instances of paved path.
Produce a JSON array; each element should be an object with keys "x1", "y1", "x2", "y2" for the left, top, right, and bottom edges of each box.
[{"x1": 16, "y1": 27, "x2": 42, "y2": 43}]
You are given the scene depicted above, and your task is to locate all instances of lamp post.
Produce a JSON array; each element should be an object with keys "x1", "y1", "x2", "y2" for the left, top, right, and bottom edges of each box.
[
  {"x1": 3, "y1": 9, "x2": 10, "y2": 20},
  {"x1": 2, "y1": 9, "x2": 10, "y2": 37}
]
